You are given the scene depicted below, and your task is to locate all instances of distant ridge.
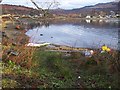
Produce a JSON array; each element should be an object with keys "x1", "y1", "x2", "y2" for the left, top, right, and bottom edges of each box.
[
  {"x1": 50, "y1": 1, "x2": 120, "y2": 15},
  {"x1": 1, "y1": 1, "x2": 120, "y2": 15}
]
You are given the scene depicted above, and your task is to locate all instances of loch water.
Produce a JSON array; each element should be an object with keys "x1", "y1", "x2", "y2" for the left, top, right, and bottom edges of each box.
[{"x1": 26, "y1": 19, "x2": 119, "y2": 50}]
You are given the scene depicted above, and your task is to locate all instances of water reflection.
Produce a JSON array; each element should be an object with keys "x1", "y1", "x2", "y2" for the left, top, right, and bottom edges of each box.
[{"x1": 25, "y1": 19, "x2": 119, "y2": 49}]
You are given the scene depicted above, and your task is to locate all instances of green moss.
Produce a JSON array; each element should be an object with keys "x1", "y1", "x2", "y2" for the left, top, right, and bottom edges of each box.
[{"x1": 2, "y1": 79, "x2": 19, "y2": 88}]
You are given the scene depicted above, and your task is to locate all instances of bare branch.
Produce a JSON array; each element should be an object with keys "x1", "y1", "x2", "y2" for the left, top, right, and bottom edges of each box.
[
  {"x1": 30, "y1": 0, "x2": 60, "y2": 17},
  {"x1": 30, "y1": 0, "x2": 44, "y2": 11},
  {"x1": 0, "y1": 0, "x2": 2, "y2": 3}
]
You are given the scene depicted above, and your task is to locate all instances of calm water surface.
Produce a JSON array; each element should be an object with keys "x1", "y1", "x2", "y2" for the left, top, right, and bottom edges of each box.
[{"x1": 26, "y1": 19, "x2": 119, "y2": 49}]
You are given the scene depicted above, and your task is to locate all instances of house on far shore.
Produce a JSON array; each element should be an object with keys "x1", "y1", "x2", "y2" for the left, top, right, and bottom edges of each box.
[
  {"x1": 99, "y1": 15, "x2": 104, "y2": 19},
  {"x1": 0, "y1": 14, "x2": 12, "y2": 21},
  {"x1": 39, "y1": 14, "x2": 44, "y2": 17},
  {"x1": 86, "y1": 15, "x2": 91, "y2": 19},
  {"x1": 1, "y1": 14, "x2": 11, "y2": 18},
  {"x1": 12, "y1": 15, "x2": 20, "y2": 20},
  {"x1": 116, "y1": 14, "x2": 120, "y2": 18}
]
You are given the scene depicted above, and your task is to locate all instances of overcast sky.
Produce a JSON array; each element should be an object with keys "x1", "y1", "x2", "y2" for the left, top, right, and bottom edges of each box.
[{"x1": 1, "y1": 0, "x2": 116, "y2": 9}]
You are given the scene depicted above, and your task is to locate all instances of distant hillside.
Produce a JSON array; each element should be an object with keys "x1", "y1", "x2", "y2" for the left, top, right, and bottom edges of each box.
[
  {"x1": 50, "y1": 1, "x2": 120, "y2": 15},
  {"x1": 1, "y1": 1, "x2": 120, "y2": 16},
  {"x1": 1, "y1": 4, "x2": 40, "y2": 15}
]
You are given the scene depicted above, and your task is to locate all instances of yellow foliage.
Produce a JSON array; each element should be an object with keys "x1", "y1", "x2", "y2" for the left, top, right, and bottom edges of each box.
[
  {"x1": 106, "y1": 48, "x2": 111, "y2": 52},
  {"x1": 102, "y1": 45, "x2": 111, "y2": 52}
]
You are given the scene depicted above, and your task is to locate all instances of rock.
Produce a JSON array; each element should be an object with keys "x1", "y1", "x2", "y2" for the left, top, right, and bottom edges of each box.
[
  {"x1": 15, "y1": 25, "x2": 21, "y2": 30},
  {"x1": 40, "y1": 34, "x2": 43, "y2": 36},
  {"x1": 10, "y1": 51, "x2": 19, "y2": 56},
  {"x1": 1, "y1": 31, "x2": 8, "y2": 38},
  {"x1": 7, "y1": 49, "x2": 19, "y2": 56},
  {"x1": 12, "y1": 43, "x2": 17, "y2": 46},
  {"x1": 63, "y1": 53, "x2": 71, "y2": 57}
]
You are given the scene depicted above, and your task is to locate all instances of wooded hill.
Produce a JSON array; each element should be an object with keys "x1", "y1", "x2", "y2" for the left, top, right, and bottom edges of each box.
[
  {"x1": 1, "y1": 4, "x2": 40, "y2": 15},
  {"x1": 1, "y1": 1, "x2": 120, "y2": 16}
]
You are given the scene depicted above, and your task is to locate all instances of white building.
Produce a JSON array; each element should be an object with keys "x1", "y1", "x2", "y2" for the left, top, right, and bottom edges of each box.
[{"x1": 86, "y1": 15, "x2": 91, "y2": 19}]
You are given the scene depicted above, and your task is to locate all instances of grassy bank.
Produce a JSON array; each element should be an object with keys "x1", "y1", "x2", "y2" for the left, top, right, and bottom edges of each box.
[{"x1": 2, "y1": 46, "x2": 120, "y2": 88}]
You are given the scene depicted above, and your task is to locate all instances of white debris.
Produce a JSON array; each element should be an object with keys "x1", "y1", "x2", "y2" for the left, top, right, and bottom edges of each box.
[
  {"x1": 90, "y1": 50, "x2": 94, "y2": 55},
  {"x1": 26, "y1": 43, "x2": 50, "y2": 47},
  {"x1": 78, "y1": 76, "x2": 81, "y2": 79},
  {"x1": 84, "y1": 50, "x2": 94, "y2": 57}
]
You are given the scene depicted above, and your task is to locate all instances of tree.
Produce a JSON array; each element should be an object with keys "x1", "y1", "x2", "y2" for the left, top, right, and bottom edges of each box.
[{"x1": 30, "y1": 0, "x2": 60, "y2": 17}]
